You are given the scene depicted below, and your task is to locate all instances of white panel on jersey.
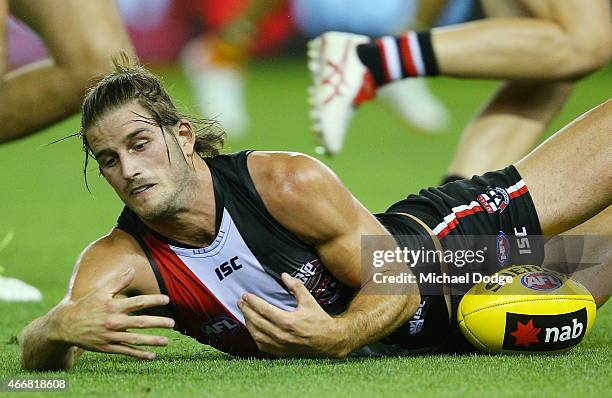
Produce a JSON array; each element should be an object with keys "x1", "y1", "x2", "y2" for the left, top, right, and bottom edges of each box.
[{"x1": 169, "y1": 208, "x2": 297, "y2": 324}]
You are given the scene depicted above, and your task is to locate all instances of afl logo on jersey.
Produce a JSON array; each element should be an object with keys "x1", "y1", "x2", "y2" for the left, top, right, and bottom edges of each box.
[
  {"x1": 496, "y1": 231, "x2": 511, "y2": 266},
  {"x1": 201, "y1": 316, "x2": 240, "y2": 336}
]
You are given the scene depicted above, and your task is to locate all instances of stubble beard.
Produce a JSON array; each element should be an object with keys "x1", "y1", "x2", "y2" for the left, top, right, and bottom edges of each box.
[{"x1": 137, "y1": 159, "x2": 195, "y2": 221}]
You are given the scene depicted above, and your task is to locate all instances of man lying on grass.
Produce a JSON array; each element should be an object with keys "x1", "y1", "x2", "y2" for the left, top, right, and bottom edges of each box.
[{"x1": 20, "y1": 55, "x2": 611, "y2": 370}]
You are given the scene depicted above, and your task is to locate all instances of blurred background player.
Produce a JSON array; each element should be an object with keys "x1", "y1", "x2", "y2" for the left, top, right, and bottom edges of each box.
[
  {"x1": 179, "y1": 0, "x2": 293, "y2": 138},
  {"x1": 293, "y1": 0, "x2": 453, "y2": 135},
  {"x1": 179, "y1": 0, "x2": 456, "y2": 139},
  {"x1": 0, "y1": 0, "x2": 134, "y2": 300},
  {"x1": 308, "y1": 0, "x2": 612, "y2": 164}
]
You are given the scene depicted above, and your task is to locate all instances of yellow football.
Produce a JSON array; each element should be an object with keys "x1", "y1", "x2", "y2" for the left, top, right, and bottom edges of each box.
[{"x1": 458, "y1": 265, "x2": 596, "y2": 354}]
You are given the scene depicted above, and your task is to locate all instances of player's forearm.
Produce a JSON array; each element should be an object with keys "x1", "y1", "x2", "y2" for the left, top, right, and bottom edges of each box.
[
  {"x1": 20, "y1": 303, "x2": 79, "y2": 371},
  {"x1": 334, "y1": 272, "x2": 421, "y2": 357}
]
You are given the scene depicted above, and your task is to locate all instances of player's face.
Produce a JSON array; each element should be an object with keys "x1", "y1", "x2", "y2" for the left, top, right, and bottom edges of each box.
[{"x1": 85, "y1": 102, "x2": 193, "y2": 220}]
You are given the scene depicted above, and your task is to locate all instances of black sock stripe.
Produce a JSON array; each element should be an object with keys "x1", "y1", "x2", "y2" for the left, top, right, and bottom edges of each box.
[
  {"x1": 416, "y1": 31, "x2": 440, "y2": 76},
  {"x1": 357, "y1": 42, "x2": 386, "y2": 86},
  {"x1": 394, "y1": 37, "x2": 410, "y2": 78}
]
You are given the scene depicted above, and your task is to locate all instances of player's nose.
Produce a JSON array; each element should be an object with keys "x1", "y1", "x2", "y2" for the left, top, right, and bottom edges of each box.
[{"x1": 120, "y1": 155, "x2": 142, "y2": 180}]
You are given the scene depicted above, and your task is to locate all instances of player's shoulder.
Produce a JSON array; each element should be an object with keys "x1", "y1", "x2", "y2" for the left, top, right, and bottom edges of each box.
[
  {"x1": 82, "y1": 228, "x2": 145, "y2": 259},
  {"x1": 246, "y1": 151, "x2": 357, "y2": 243},
  {"x1": 246, "y1": 150, "x2": 341, "y2": 196},
  {"x1": 69, "y1": 228, "x2": 152, "y2": 298}
]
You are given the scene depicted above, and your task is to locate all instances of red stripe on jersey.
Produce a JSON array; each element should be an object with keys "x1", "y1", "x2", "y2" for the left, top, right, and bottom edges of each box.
[
  {"x1": 434, "y1": 183, "x2": 530, "y2": 239},
  {"x1": 375, "y1": 38, "x2": 392, "y2": 83},
  {"x1": 509, "y1": 184, "x2": 528, "y2": 199},
  {"x1": 143, "y1": 233, "x2": 263, "y2": 357},
  {"x1": 436, "y1": 206, "x2": 484, "y2": 239},
  {"x1": 400, "y1": 34, "x2": 417, "y2": 77}
]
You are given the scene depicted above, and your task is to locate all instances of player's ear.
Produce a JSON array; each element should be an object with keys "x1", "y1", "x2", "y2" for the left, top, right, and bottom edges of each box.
[{"x1": 175, "y1": 119, "x2": 196, "y2": 157}]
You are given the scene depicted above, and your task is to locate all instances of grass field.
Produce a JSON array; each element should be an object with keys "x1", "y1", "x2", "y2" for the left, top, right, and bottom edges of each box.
[{"x1": 0, "y1": 59, "x2": 610, "y2": 397}]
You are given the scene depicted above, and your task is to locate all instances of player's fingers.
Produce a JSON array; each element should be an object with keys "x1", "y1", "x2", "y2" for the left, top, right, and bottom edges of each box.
[
  {"x1": 107, "y1": 314, "x2": 175, "y2": 330},
  {"x1": 239, "y1": 293, "x2": 289, "y2": 325},
  {"x1": 104, "y1": 332, "x2": 169, "y2": 347},
  {"x1": 98, "y1": 343, "x2": 156, "y2": 360},
  {"x1": 242, "y1": 316, "x2": 286, "y2": 354},
  {"x1": 240, "y1": 299, "x2": 285, "y2": 337},
  {"x1": 281, "y1": 273, "x2": 318, "y2": 308},
  {"x1": 107, "y1": 267, "x2": 135, "y2": 295},
  {"x1": 116, "y1": 294, "x2": 170, "y2": 313}
]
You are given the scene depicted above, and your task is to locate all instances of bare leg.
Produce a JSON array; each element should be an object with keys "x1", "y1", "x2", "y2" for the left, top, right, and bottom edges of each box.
[
  {"x1": 433, "y1": 0, "x2": 612, "y2": 80},
  {"x1": 0, "y1": 0, "x2": 6, "y2": 79},
  {"x1": 544, "y1": 206, "x2": 611, "y2": 308},
  {"x1": 447, "y1": 81, "x2": 573, "y2": 178},
  {"x1": 515, "y1": 100, "x2": 612, "y2": 236},
  {"x1": 0, "y1": 0, "x2": 134, "y2": 143},
  {"x1": 446, "y1": 0, "x2": 578, "y2": 178}
]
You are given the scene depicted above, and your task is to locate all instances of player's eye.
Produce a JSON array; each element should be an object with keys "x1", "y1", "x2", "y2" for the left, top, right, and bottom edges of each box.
[
  {"x1": 133, "y1": 141, "x2": 148, "y2": 151},
  {"x1": 102, "y1": 157, "x2": 117, "y2": 168}
]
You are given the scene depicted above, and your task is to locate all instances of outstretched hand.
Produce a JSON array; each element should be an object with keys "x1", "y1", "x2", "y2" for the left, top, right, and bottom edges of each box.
[
  {"x1": 238, "y1": 273, "x2": 348, "y2": 358},
  {"x1": 58, "y1": 268, "x2": 175, "y2": 360}
]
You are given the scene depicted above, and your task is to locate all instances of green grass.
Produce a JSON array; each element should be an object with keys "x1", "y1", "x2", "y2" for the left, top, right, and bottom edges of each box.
[{"x1": 0, "y1": 59, "x2": 610, "y2": 397}]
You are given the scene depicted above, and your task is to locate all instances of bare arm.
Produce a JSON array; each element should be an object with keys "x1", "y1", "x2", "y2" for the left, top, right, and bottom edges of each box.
[
  {"x1": 239, "y1": 153, "x2": 421, "y2": 357},
  {"x1": 20, "y1": 229, "x2": 174, "y2": 371}
]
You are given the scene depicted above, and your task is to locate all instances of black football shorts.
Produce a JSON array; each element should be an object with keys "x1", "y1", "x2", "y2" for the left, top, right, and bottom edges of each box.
[{"x1": 373, "y1": 165, "x2": 544, "y2": 353}]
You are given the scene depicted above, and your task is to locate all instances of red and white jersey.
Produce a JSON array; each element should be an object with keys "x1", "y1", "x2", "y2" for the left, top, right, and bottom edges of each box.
[{"x1": 117, "y1": 151, "x2": 353, "y2": 356}]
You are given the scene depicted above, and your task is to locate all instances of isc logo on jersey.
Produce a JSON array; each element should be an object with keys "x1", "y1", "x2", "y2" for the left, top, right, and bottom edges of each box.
[
  {"x1": 520, "y1": 272, "x2": 562, "y2": 291},
  {"x1": 502, "y1": 308, "x2": 587, "y2": 351},
  {"x1": 214, "y1": 256, "x2": 242, "y2": 281},
  {"x1": 202, "y1": 316, "x2": 240, "y2": 337}
]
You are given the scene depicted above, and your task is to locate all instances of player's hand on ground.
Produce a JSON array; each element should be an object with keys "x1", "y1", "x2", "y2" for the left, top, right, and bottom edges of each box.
[
  {"x1": 239, "y1": 273, "x2": 346, "y2": 358},
  {"x1": 56, "y1": 268, "x2": 175, "y2": 360}
]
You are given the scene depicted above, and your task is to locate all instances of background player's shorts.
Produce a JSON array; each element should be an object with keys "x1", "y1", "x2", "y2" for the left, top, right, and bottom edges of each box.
[{"x1": 373, "y1": 165, "x2": 544, "y2": 353}]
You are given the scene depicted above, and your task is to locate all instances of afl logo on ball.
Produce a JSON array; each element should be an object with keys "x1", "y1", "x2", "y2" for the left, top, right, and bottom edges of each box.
[{"x1": 520, "y1": 272, "x2": 563, "y2": 291}]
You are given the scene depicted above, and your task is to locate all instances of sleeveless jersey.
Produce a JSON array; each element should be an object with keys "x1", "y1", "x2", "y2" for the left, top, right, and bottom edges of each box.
[
  {"x1": 117, "y1": 150, "x2": 357, "y2": 357},
  {"x1": 116, "y1": 150, "x2": 436, "y2": 356}
]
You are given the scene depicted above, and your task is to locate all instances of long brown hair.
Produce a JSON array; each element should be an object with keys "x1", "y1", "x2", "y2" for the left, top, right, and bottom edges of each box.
[{"x1": 79, "y1": 51, "x2": 225, "y2": 188}]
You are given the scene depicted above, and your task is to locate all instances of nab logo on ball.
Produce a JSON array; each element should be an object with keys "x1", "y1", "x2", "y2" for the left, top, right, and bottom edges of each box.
[
  {"x1": 520, "y1": 272, "x2": 563, "y2": 291},
  {"x1": 202, "y1": 316, "x2": 240, "y2": 337},
  {"x1": 502, "y1": 308, "x2": 587, "y2": 351}
]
